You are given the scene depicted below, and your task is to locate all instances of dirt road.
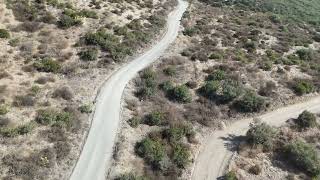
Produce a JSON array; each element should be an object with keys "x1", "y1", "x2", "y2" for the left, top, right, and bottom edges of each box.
[
  {"x1": 70, "y1": 1, "x2": 188, "y2": 180},
  {"x1": 192, "y1": 96, "x2": 320, "y2": 180}
]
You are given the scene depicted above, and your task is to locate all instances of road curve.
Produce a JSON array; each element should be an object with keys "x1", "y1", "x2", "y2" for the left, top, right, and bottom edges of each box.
[
  {"x1": 70, "y1": 1, "x2": 188, "y2": 180},
  {"x1": 192, "y1": 96, "x2": 320, "y2": 180}
]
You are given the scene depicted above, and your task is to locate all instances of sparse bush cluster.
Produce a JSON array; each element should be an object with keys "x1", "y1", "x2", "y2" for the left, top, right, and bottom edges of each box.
[
  {"x1": 136, "y1": 69, "x2": 157, "y2": 99},
  {"x1": 0, "y1": 29, "x2": 10, "y2": 39},
  {"x1": 291, "y1": 79, "x2": 315, "y2": 95},
  {"x1": 35, "y1": 109, "x2": 73, "y2": 127},
  {"x1": 33, "y1": 57, "x2": 61, "y2": 73},
  {"x1": 0, "y1": 122, "x2": 35, "y2": 137}
]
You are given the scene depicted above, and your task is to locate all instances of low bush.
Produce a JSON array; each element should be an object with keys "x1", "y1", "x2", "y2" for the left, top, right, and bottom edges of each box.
[
  {"x1": 52, "y1": 87, "x2": 73, "y2": 100},
  {"x1": 172, "y1": 143, "x2": 191, "y2": 168},
  {"x1": 235, "y1": 92, "x2": 265, "y2": 113},
  {"x1": 30, "y1": 85, "x2": 41, "y2": 96},
  {"x1": 58, "y1": 14, "x2": 82, "y2": 29},
  {"x1": 144, "y1": 111, "x2": 165, "y2": 126},
  {"x1": 225, "y1": 171, "x2": 238, "y2": 180},
  {"x1": 13, "y1": 95, "x2": 35, "y2": 107},
  {"x1": 284, "y1": 140, "x2": 320, "y2": 177},
  {"x1": 78, "y1": 48, "x2": 98, "y2": 61},
  {"x1": 246, "y1": 122, "x2": 277, "y2": 151},
  {"x1": 296, "y1": 49, "x2": 314, "y2": 61},
  {"x1": 209, "y1": 52, "x2": 223, "y2": 60},
  {"x1": 207, "y1": 70, "x2": 226, "y2": 81},
  {"x1": 0, "y1": 29, "x2": 10, "y2": 39},
  {"x1": 168, "y1": 85, "x2": 192, "y2": 103},
  {"x1": 183, "y1": 27, "x2": 198, "y2": 36},
  {"x1": 79, "y1": 9, "x2": 98, "y2": 19},
  {"x1": 295, "y1": 111, "x2": 317, "y2": 129},
  {"x1": 78, "y1": 104, "x2": 92, "y2": 114},
  {"x1": 0, "y1": 105, "x2": 9, "y2": 115},
  {"x1": 35, "y1": 109, "x2": 72, "y2": 127},
  {"x1": 0, "y1": 116, "x2": 10, "y2": 127},
  {"x1": 135, "y1": 137, "x2": 165, "y2": 170},
  {"x1": 0, "y1": 122, "x2": 35, "y2": 137},
  {"x1": 160, "y1": 81, "x2": 174, "y2": 92},
  {"x1": 136, "y1": 69, "x2": 157, "y2": 99},
  {"x1": 259, "y1": 61, "x2": 273, "y2": 71},
  {"x1": 128, "y1": 117, "x2": 141, "y2": 128},
  {"x1": 33, "y1": 57, "x2": 61, "y2": 73},
  {"x1": 35, "y1": 76, "x2": 55, "y2": 84},
  {"x1": 163, "y1": 124, "x2": 193, "y2": 143},
  {"x1": 200, "y1": 80, "x2": 242, "y2": 103},
  {"x1": 249, "y1": 164, "x2": 262, "y2": 175},
  {"x1": 163, "y1": 66, "x2": 177, "y2": 76},
  {"x1": 291, "y1": 79, "x2": 315, "y2": 95}
]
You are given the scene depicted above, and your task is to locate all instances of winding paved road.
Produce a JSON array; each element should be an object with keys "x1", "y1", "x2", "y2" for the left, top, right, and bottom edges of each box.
[
  {"x1": 191, "y1": 96, "x2": 320, "y2": 180},
  {"x1": 70, "y1": 1, "x2": 188, "y2": 180}
]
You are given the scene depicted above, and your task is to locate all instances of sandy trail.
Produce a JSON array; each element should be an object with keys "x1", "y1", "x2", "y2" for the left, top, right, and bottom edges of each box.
[
  {"x1": 192, "y1": 96, "x2": 320, "y2": 180},
  {"x1": 70, "y1": 1, "x2": 188, "y2": 180}
]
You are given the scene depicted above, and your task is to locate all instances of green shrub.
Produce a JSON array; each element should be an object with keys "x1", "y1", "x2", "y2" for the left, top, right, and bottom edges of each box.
[
  {"x1": 199, "y1": 80, "x2": 220, "y2": 100},
  {"x1": 135, "y1": 137, "x2": 165, "y2": 169},
  {"x1": 141, "y1": 69, "x2": 156, "y2": 80},
  {"x1": 296, "y1": 111, "x2": 317, "y2": 129},
  {"x1": 115, "y1": 173, "x2": 148, "y2": 180},
  {"x1": 35, "y1": 109, "x2": 72, "y2": 127},
  {"x1": 209, "y1": 52, "x2": 223, "y2": 60},
  {"x1": 172, "y1": 144, "x2": 191, "y2": 168},
  {"x1": 160, "y1": 81, "x2": 174, "y2": 92},
  {"x1": 137, "y1": 69, "x2": 157, "y2": 99},
  {"x1": 84, "y1": 30, "x2": 132, "y2": 61},
  {"x1": 8, "y1": 38, "x2": 20, "y2": 47},
  {"x1": 296, "y1": 49, "x2": 314, "y2": 61},
  {"x1": 259, "y1": 61, "x2": 273, "y2": 71},
  {"x1": 0, "y1": 29, "x2": 10, "y2": 39},
  {"x1": 285, "y1": 140, "x2": 320, "y2": 177},
  {"x1": 235, "y1": 92, "x2": 265, "y2": 112},
  {"x1": 30, "y1": 85, "x2": 41, "y2": 96},
  {"x1": 243, "y1": 40, "x2": 257, "y2": 52},
  {"x1": 163, "y1": 124, "x2": 193, "y2": 143},
  {"x1": 163, "y1": 66, "x2": 176, "y2": 76},
  {"x1": 292, "y1": 79, "x2": 315, "y2": 95},
  {"x1": 207, "y1": 70, "x2": 226, "y2": 81},
  {"x1": 79, "y1": 9, "x2": 98, "y2": 19},
  {"x1": 78, "y1": 104, "x2": 92, "y2": 114},
  {"x1": 200, "y1": 80, "x2": 242, "y2": 103},
  {"x1": 246, "y1": 123, "x2": 277, "y2": 151},
  {"x1": 183, "y1": 27, "x2": 198, "y2": 36},
  {"x1": 79, "y1": 48, "x2": 98, "y2": 61},
  {"x1": 168, "y1": 85, "x2": 192, "y2": 103},
  {"x1": 33, "y1": 58, "x2": 61, "y2": 73},
  {"x1": 144, "y1": 111, "x2": 165, "y2": 126},
  {"x1": 0, "y1": 122, "x2": 35, "y2": 137},
  {"x1": 128, "y1": 117, "x2": 141, "y2": 128},
  {"x1": 225, "y1": 171, "x2": 238, "y2": 180},
  {"x1": 0, "y1": 105, "x2": 9, "y2": 115},
  {"x1": 58, "y1": 14, "x2": 82, "y2": 29}
]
